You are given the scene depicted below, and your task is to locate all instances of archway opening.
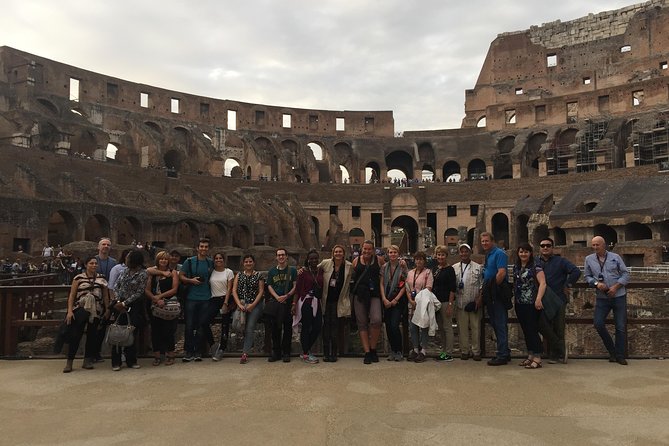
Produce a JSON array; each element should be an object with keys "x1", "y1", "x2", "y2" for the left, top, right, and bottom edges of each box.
[
  {"x1": 386, "y1": 150, "x2": 414, "y2": 179},
  {"x1": 594, "y1": 224, "x2": 618, "y2": 246},
  {"x1": 365, "y1": 162, "x2": 381, "y2": 184},
  {"x1": 391, "y1": 215, "x2": 419, "y2": 255},
  {"x1": 443, "y1": 161, "x2": 461, "y2": 182},
  {"x1": 467, "y1": 159, "x2": 487, "y2": 180},
  {"x1": 491, "y1": 213, "x2": 509, "y2": 249},
  {"x1": 308, "y1": 142, "x2": 323, "y2": 161},
  {"x1": 532, "y1": 224, "x2": 550, "y2": 247},
  {"x1": 164, "y1": 150, "x2": 182, "y2": 172},
  {"x1": 387, "y1": 169, "x2": 407, "y2": 183},
  {"x1": 176, "y1": 221, "x2": 199, "y2": 247},
  {"x1": 84, "y1": 214, "x2": 111, "y2": 242},
  {"x1": 624, "y1": 222, "x2": 652, "y2": 241},
  {"x1": 47, "y1": 210, "x2": 77, "y2": 246},
  {"x1": 224, "y1": 158, "x2": 241, "y2": 177},
  {"x1": 339, "y1": 165, "x2": 350, "y2": 184},
  {"x1": 553, "y1": 227, "x2": 567, "y2": 246},
  {"x1": 106, "y1": 143, "x2": 119, "y2": 160},
  {"x1": 117, "y1": 217, "x2": 142, "y2": 245},
  {"x1": 516, "y1": 214, "x2": 529, "y2": 245}
]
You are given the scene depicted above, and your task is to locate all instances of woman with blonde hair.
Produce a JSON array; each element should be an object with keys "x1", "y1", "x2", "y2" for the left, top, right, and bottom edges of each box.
[
  {"x1": 145, "y1": 250, "x2": 179, "y2": 366},
  {"x1": 318, "y1": 244, "x2": 353, "y2": 362}
]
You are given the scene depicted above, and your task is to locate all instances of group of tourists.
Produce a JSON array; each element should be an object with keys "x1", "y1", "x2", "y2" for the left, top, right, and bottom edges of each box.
[{"x1": 61, "y1": 232, "x2": 631, "y2": 373}]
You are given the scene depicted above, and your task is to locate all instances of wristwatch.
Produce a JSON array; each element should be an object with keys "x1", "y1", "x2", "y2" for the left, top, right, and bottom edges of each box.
[{"x1": 593, "y1": 281, "x2": 599, "y2": 287}]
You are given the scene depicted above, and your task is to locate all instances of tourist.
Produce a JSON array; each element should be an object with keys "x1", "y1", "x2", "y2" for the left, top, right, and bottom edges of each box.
[
  {"x1": 452, "y1": 243, "x2": 483, "y2": 361},
  {"x1": 379, "y1": 244, "x2": 408, "y2": 361},
  {"x1": 406, "y1": 251, "x2": 435, "y2": 362},
  {"x1": 351, "y1": 240, "x2": 385, "y2": 364},
  {"x1": 145, "y1": 250, "x2": 179, "y2": 366},
  {"x1": 231, "y1": 254, "x2": 265, "y2": 364},
  {"x1": 536, "y1": 237, "x2": 581, "y2": 364},
  {"x1": 266, "y1": 248, "x2": 297, "y2": 362},
  {"x1": 62, "y1": 256, "x2": 110, "y2": 373},
  {"x1": 431, "y1": 245, "x2": 457, "y2": 362},
  {"x1": 318, "y1": 244, "x2": 353, "y2": 362},
  {"x1": 179, "y1": 238, "x2": 213, "y2": 362},
  {"x1": 480, "y1": 232, "x2": 511, "y2": 366},
  {"x1": 513, "y1": 243, "x2": 546, "y2": 369},
  {"x1": 93, "y1": 237, "x2": 117, "y2": 362},
  {"x1": 110, "y1": 250, "x2": 148, "y2": 371},
  {"x1": 292, "y1": 249, "x2": 323, "y2": 364},
  {"x1": 584, "y1": 235, "x2": 630, "y2": 365},
  {"x1": 209, "y1": 253, "x2": 235, "y2": 361}
]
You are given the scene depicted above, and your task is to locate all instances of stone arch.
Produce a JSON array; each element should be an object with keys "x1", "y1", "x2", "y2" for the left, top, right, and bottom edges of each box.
[
  {"x1": 532, "y1": 224, "x2": 550, "y2": 247},
  {"x1": 552, "y1": 227, "x2": 566, "y2": 246},
  {"x1": 307, "y1": 142, "x2": 324, "y2": 161},
  {"x1": 246, "y1": 166, "x2": 252, "y2": 180},
  {"x1": 548, "y1": 128, "x2": 578, "y2": 175},
  {"x1": 624, "y1": 222, "x2": 652, "y2": 241},
  {"x1": 417, "y1": 142, "x2": 435, "y2": 166},
  {"x1": 365, "y1": 161, "x2": 381, "y2": 183},
  {"x1": 310, "y1": 216, "x2": 320, "y2": 247},
  {"x1": 224, "y1": 158, "x2": 241, "y2": 177},
  {"x1": 391, "y1": 215, "x2": 419, "y2": 255},
  {"x1": 467, "y1": 228, "x2": 476, "y2": 248},
  {"x1": 348, "y1": 227, "x2": 365, "y2": 250},
  {"x1": 47, "y1": 210, "x2": 77, "y2": 246},
  {"x1": 386, "y1": 150, "x2": 414, "y2": 179},
  {"x1": 231, "y1": 225, "x2": 251, "y2": 249},
  {"x1": 117, "y1": 216, "x2": 142, "y2": 245},
  {"x1": 467, "y1": 159, "x2": 487, "y2": 180},
  {"x1": 442, "y1": 161, "x2": 461, "y2": 182},
  {"x1": 334, "y1": 142, "x2": 354, "y2": 182},
  {"x1": 173, "y1": 126, "x2": 193, "y2": 157},
  {"x1": 524, "y1": 133, "x2": 547, "y2": 177},
  {"x1": 144, "y1": 121, "x2": 162, "y2": 134},
  {"x1": 84, "y1": 214, "x2": 111, "y2": 242},
  {"x1": 175, "y1": 220, "x2": 199, "y2": 247},
  {"x1": 491, "y1": 213, "x2": 509, "y2": 249},
  {"x1": 70, "y1": 129, "x2": 99, "y2": 159},
  {"x1": 495, "y1": 136, "x2": 514, "y2": 179},
  {"x1": 164, "y1": 149, "x2": 182, "y2": 172},
  {"x1": 594, "y1": 224, "x2": 618, "y2": 246},
  {"x1": 476, "y1": 116, "x2": 486, "y2": 128},
  {"x1": 36, "y1": 98, "x2": 59, "y2": 116},
  {"x1": 516, "y1": 214, "x2": 529, "y2": 245},
  {"x1": 204, "y1": 223, "x2": 227, "y2": 247},
  {"x1": 36, "y1": 121, "x2": 60, "y2": 151}
]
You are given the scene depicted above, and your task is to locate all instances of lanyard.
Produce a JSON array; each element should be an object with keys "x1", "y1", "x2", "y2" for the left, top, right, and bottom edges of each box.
[{"x1": 597, "y1": 253, "x2": 607, "y2": 275}]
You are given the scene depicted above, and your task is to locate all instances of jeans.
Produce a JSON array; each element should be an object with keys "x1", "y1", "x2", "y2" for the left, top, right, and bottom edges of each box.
[
  {"x1": 111, "y1": 308, "x2": 142, "y2": 367},
  {"x1": 593, "y1": 295, "x2": 627, "y2": 359},
  {"x1": 486, "y1": 297, "x2": 510, "y2": 360},
  {"x1": 300, "y1": 301, "x2": 322, "y2": 354},
  {"x1": 242, "y1": 303, "x2": 263, "y2": 354},
  {"x1": 409, "y1": 322, "x2": 429, "y2": 350},
  {"x1": 184, "y1": 299, "x2": 210, "y2": 356},
  {"x1": 384, "y1": 301, "x2": 405, "y2": 353}
]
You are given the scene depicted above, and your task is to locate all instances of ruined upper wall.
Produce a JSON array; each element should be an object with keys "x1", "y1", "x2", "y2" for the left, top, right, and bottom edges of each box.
[
  {"x1": 0, "y1": 46, "x2": 394, "y2": 138},
  {"x1": 463, "y1": 0, "x2": 669, "y2": 131}
]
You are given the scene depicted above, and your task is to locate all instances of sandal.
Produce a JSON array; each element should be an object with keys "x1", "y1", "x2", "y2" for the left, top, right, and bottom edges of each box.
[
  {"x1": 165, "y1": 356, "x2": 175, "y2": 366},
  {"x1": 525, "y1": 360, "x2": 543, "y2": 369},
  {"x1": 152, "y1": 357, "x2": 162, "y2": 366},
  {"x1": 519, "y1": 358, "x2": 532, "y2": 367}
]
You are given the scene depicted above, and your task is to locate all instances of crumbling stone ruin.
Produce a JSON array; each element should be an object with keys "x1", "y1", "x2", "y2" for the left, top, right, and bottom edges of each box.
[{"x1": 0, "y1": 1, "x2": 668, "y2": 269}]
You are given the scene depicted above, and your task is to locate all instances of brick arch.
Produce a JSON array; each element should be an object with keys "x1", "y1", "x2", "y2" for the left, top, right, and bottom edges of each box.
[{"x1": 386, "y1": 150, "x2": 414, "y2": 179}]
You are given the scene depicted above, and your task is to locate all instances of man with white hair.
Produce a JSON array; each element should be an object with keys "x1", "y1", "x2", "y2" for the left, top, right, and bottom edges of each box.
[
  {"x1": 452, "y1": 243, "x2": 483, "y2": 361},
  {"x1": 584, "y1": 236, "x2": 630, "y2": 365}
]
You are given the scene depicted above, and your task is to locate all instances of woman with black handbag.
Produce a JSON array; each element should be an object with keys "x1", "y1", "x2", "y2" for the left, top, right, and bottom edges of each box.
[
  {"x1": 110, "y1": 250, "x2": 148, "y2": 371},
  {"x1": 63, "y1": 256, "x2": 110, "y2": 373}
]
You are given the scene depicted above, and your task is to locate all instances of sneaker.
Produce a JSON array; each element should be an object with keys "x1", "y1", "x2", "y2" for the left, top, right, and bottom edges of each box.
[
  {"x1": 240, "y1": 353, "x2": 248, "y2": 364},
  {"x1": 460, "y1": 353, "x2": 470, "y2": 361},
  {"x1": 487, "y1": 357, "x2": 509, "y2": 366},
  {"x1": 182, "y1": 355, "x2": 194, "y2": 363},
  {"x1": 363, "y1": 352, "x2": 372, "y2": 364},
  {"x1": 112, "y1": 366, "x2": 121, "y2": 371},
  {"x1": 408, "y1": 350, "x2": 418, "y2": 362},
  {"x1": 562, "y1": 343, "x2": 569, "y2": 364},
  {"x1": 394, "y1": 351, "x2": 404, "y2": 362},
  {"x1": 387, "y1": 353, "x2": 395, "y2": 361},
  {"x1": 94, "y1": 356, "x2": 105, "y2": 363},
  {"x1": 436, "y1": 352, "x2": 454, "y2": 362},
  {"x1": 212, "y1": 350, "x2": 224, "y2": 362},
  {"x1": 129, "y1": 364, "x2": 141, "y2": 369},
  {"x1": 268, "y1": 354, "x2": 281, "y2": 362},
  {"x1": 302, "y1": 353, "x2": 319, "y2": 364},
  {"x1": 616, "y1": 357, "x2": 628, "y2": 365},
  {"x1": 415, "y1": 352, "x2": 426, "y2": 363},
  {"x1": 194, "y1": 355, "x2": 202, "y2": 362}
]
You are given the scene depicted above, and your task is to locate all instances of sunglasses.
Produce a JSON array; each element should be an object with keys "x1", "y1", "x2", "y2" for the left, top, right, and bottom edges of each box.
[{"x1": 539, "y1": 244, "x2": 553, "y2": 248}]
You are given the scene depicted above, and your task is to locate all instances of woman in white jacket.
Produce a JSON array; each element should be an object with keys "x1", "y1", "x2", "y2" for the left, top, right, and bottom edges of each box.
[{"x1": 406, "y1": 251, "x2": 435, "y2": 362}]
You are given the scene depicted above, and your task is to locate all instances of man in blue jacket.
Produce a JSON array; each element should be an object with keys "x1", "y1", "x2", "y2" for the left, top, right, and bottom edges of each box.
[
  {"x1": 584, "y1": 236, "x2": 630, "y2": 365},
  {"x1": 536, "y1": 238, "x2": 581, "y2": 364}
]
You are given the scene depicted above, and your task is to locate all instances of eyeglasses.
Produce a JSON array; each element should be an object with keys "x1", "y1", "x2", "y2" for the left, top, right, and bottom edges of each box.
[
  {"x1": 277, "y1": 254, "x2": 286, "y2": 257},
  {"x1": 539, "y1": 244, "x2": 553, "y2": 248}
]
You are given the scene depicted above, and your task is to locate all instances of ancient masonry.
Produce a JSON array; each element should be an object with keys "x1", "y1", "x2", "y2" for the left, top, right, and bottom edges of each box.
[{"x1": 0, "y1": 0, "x2": 668, "y2": 271}]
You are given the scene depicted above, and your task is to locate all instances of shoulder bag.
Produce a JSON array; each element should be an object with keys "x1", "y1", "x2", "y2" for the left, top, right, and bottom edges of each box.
[{"x1": 104, "y1": 311, "x2": 135, "y2": 347}]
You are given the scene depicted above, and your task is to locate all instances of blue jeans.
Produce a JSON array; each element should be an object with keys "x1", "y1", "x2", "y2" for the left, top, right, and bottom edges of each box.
[
  {"x1": 486, "y1": 297, "x2": 510, "y2": 360},
  {"x1": 185, "y1": 299, "x2": 210, "y2": 356},
  {"x1": 409, "y1": 322, "x2": 428, "y2": 351},
  {"x1": 242, "y1": 303, "x2": 264, "y2": 354},
  {"x1": 593, "y1": 295, "x2": 627, "y2": 359}
]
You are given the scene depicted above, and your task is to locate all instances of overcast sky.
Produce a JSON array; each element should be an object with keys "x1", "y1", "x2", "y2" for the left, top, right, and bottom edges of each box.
[{"x1": 2, "y1": 0, "x2": 637, "y2": 131}]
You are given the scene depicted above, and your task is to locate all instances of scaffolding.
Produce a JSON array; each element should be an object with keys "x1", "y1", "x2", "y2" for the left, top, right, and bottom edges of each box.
[
  {"x1": 633, "y1": 112, "x2": 669, "y2": 170},
  {"x1": 576, "y1": 121, "x2": 609, "y2": 172}
]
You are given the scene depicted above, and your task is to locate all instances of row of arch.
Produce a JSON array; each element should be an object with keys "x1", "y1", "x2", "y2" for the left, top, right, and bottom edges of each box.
[{"x1": 48, "y1": 211, "x2": 254, "y2": 249}]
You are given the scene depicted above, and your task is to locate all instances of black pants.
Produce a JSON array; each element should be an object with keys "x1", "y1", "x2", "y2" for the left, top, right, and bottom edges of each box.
[
  {"x1": 203, "y1": 297, "x2": 223, "y2": 347},
  {"x1": 67, "y1": 309, "x2": 100, "y2": 360},
  {"x1": 384, "y1": 300, "x2": 405, "y2": 353},
  {"x1": 322, "y1": 300, "x2": 339, "y2": 357},
  {"x1": 150, "y1": 315, "x2": 177, "y2": 354},
  {"x1": 300, "y1": 300, "x2": 322, "y2": 354},
  {"x1": 269, "y1": 302, "x2": 293, "y2": 356},
  {"x1": 516, "y1": 303, "x2": 543, "y2": 355}
]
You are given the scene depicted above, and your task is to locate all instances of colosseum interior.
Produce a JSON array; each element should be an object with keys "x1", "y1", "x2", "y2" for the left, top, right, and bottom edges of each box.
[{"x1": 0, "y1": 1, "x2": 668, "y2": 271}]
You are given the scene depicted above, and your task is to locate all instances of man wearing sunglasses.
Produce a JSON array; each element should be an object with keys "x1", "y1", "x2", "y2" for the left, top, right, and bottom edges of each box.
[{"x1": 536, "y1": 238, "x2": 581, "y2": 364}]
